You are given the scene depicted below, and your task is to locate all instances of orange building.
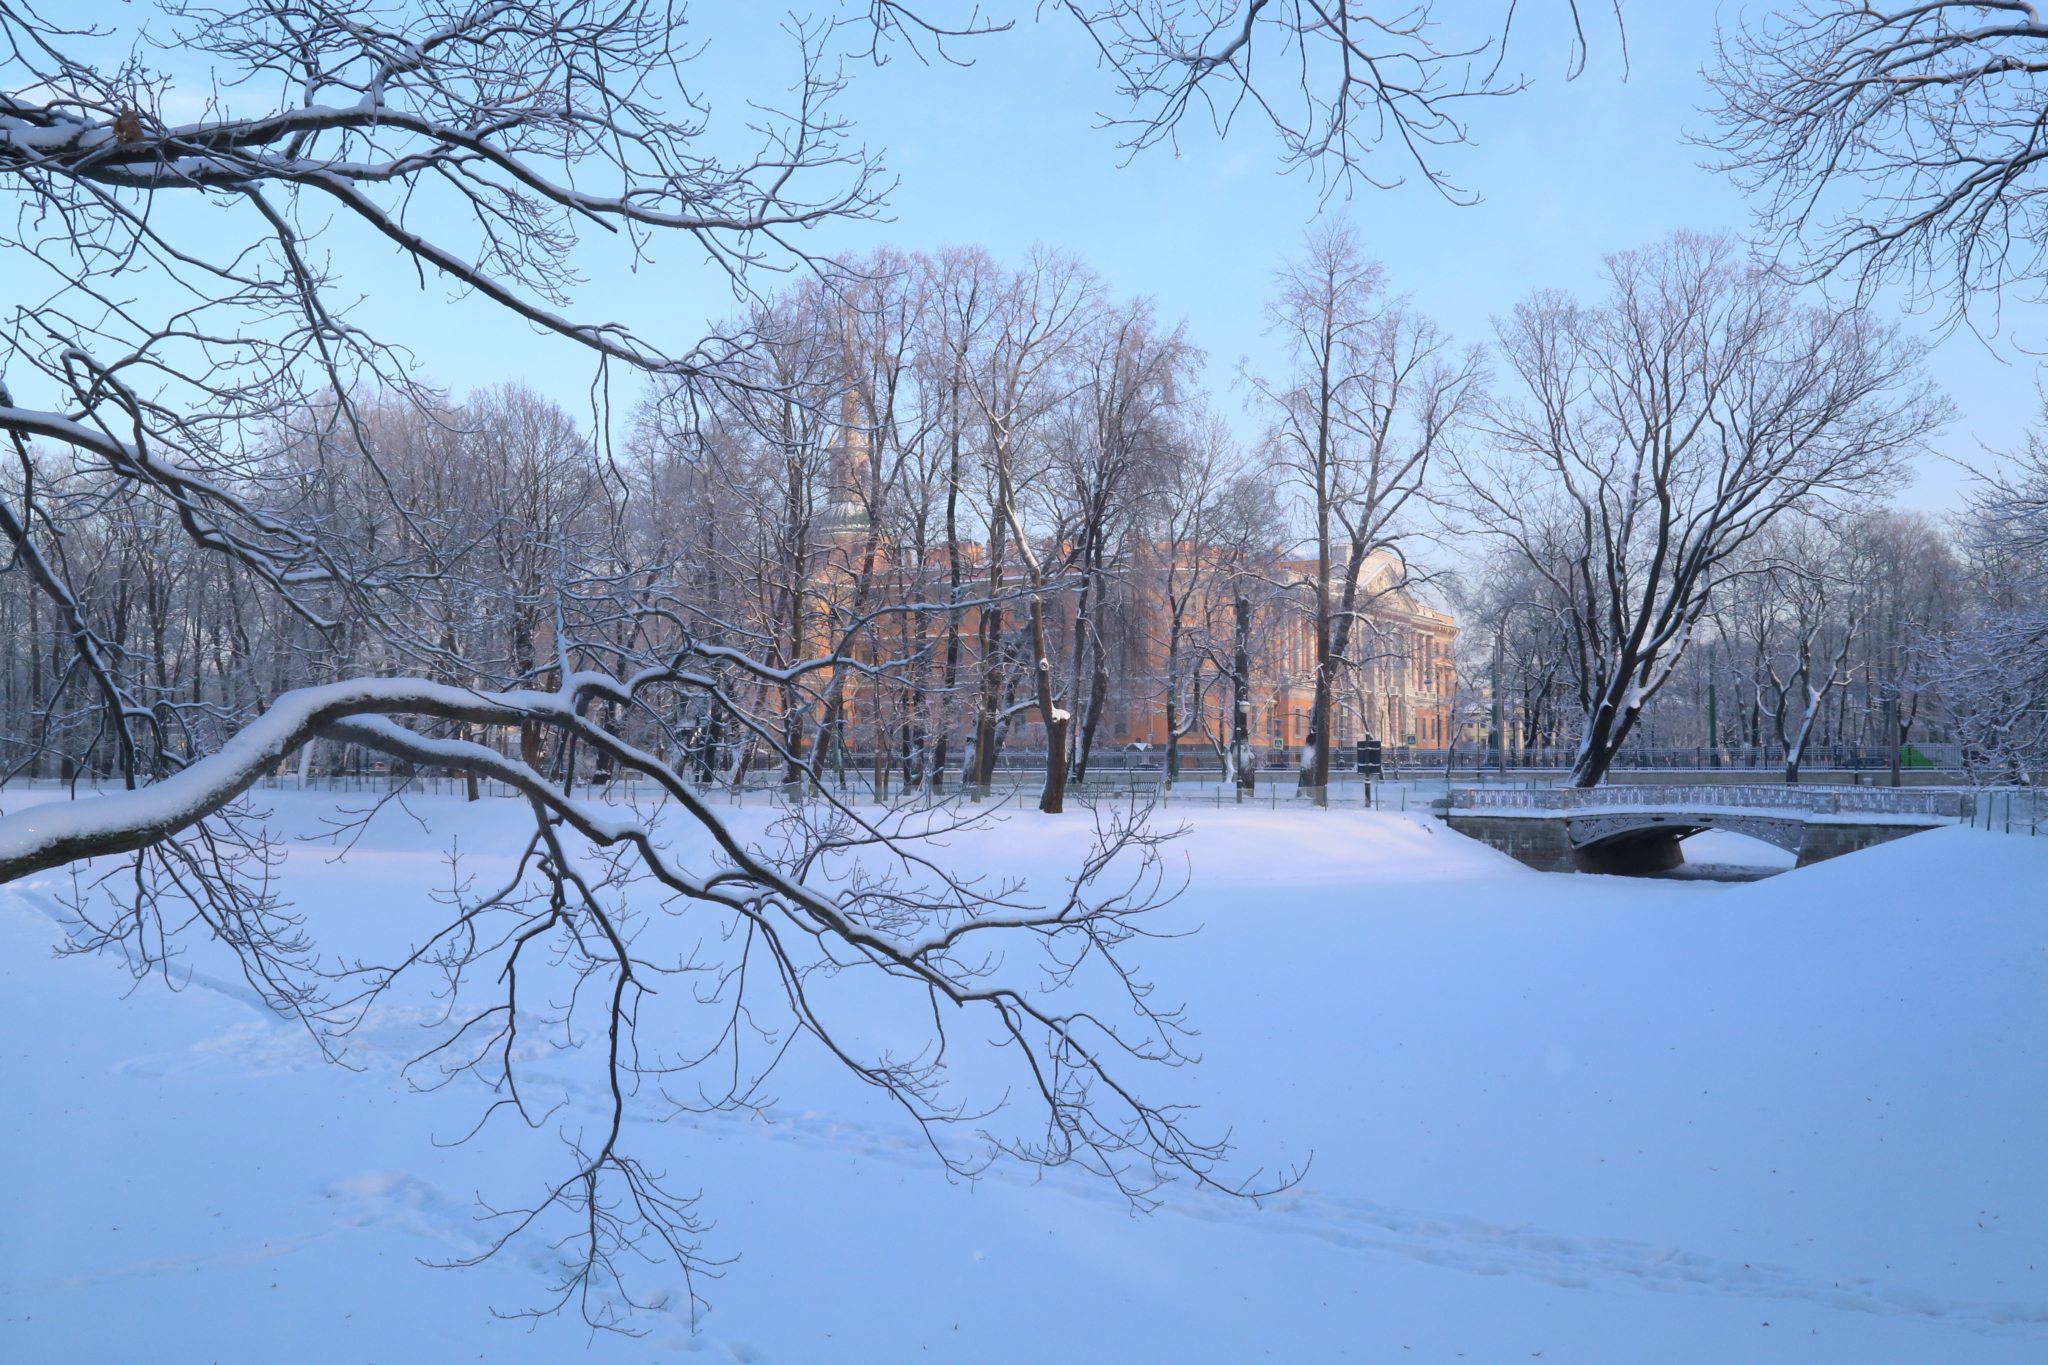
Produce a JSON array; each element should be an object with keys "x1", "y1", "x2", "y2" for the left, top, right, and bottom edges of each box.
[
  {"x1": 1094, "y1": 548, "x2": 1459, "y2": 757},
  {"x1": 809, "y1": 404, "x2": 1459, "y2": 763}
]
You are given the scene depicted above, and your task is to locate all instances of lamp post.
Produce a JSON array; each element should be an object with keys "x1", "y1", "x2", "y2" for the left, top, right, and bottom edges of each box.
[
  {"x1": 1887, "y1": 691, "x2": 1902, "y2": 788},
  {"x1": 1707, "y1": 677, "x2": 1720, "y2": 769},
  {"x1": 1490, "y1": 649, "x2": 1504, "y2": 775}
]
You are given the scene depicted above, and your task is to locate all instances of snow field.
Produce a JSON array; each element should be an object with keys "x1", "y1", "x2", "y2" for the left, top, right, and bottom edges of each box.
[{"x1": 1, "y1": 794, "x2": 2043, "y2": 1362}]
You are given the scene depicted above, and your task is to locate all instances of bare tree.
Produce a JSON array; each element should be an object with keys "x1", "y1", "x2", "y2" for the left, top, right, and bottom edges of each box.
[
  {"x1": 1462, "y1": 547, "x2": 1575, "y2": 765},
  {"x1": 1944, "y1": 425, "x2": 2048, "y2": 781},
  {"x1": 1147, "y1": 411, "x2": 1234, "y2": 787},
  {"x1": 1703, "y1": 4, "x2": 2048, "y2": 779},
  {"x1": 1196, "y1": 471, "x2": 1286, "y2": 797},
  {"x1": 1054, "y1": 297, "x2": 1192, "y2": 783},
  {"x1": 1256, "y1": 226, "x2": 1476, "y2": 804},
  {"x1": 1705, "y1": 1, "x2": 2048, "y2": 321},
  {"x1": 0, "y1": 1, "x2": 1289, "y2": 1332},
  {"x1": 0, "y1": 0, "x2": 1663, "y2": 1332},
  {"x1": 962, "y1": 250, "x2": 1100, "y2": 813},
  {"x1": 1848, "y1": 511, "x2": 1960, "y2": 783},
  {"x1": 1745, "y1": 521, "x2": 1871, "y2": 785},
  {"x1": 1056, "y1": 0, "x2": 1620, "y2": 194},
  {"x1": 892, "y1": 248, "x2": 991, "y2": 793},
  {"x1": 1458, "y1": 232, "x2": 1944, "y2": 787}
]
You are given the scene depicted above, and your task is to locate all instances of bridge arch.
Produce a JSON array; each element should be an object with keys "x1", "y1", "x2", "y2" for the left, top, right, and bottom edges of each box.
[{"x1": 1565, "y1": 812, "x2": 1808, "y2": 856}]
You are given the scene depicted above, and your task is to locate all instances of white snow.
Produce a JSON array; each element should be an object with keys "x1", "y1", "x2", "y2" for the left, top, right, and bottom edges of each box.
[
  {"x1": 1467, "y1": 801, "x2": 1962, "y2": 826},
  {"x1": 1679, "y1": 828, "x2": 1800, "y2": 870},
  {"x1": 3, "y1": 798, "x2": 2044, "y2": 1362}
]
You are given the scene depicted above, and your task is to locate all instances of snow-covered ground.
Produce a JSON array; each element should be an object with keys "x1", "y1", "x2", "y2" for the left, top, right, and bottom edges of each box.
[
  {"x1": 3, "y1": 795, "x2": 2043, "y2": 1363},
  {"x1": 1676, "y1": 827, "x2": 1800, "y2": 875}
]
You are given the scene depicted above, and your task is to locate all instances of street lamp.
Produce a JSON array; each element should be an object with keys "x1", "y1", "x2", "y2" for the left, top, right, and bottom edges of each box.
[{"x1": 1707, "y1": 643, "x2": 1721, "y2": 770}]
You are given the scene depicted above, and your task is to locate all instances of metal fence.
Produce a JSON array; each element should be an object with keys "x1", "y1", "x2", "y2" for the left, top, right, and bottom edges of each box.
[
  {"x1": 2, "y1": 771, "x2": 2036, "y2": 829},
  {"x1": 1962, "y1": 787, "x2": 2044, "y2": 837},
  {"x1": 1448, "y1": 784, "x2": 1974, "y2": 818},
  {"x1": 1442, "y1": 742, "x2": 1960, "y2": 773},
  {"x1": 0, "y1": 769, "x2": 1429, "y2": 814},
  {"x1": 905, "y1": 742, "x2": 1962, "y2": 777}
]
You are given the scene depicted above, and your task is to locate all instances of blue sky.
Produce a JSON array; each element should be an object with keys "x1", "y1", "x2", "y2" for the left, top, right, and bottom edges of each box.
[{"x1": 57, "y1": 2, "x2": 2048, "y2": 509}]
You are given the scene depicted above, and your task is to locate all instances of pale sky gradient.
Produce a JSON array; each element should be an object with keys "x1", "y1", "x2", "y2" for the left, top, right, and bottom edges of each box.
[{"x1": 60, "y1": 2, "x2": 2048, "y2": 511}]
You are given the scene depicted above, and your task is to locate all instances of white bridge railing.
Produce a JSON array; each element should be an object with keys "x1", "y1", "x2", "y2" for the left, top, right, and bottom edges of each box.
[{"x1": 1448, "y1": 784, "x2": 1972, "y2": 819}]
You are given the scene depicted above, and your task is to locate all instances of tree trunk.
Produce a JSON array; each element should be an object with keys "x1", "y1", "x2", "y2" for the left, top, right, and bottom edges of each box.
[
  {"x1": 1163, "y1": 632, "x2": 1183, "y2": 790},
  {"x1": 1297, "y1": 673, "x2": 1332, "y2": 807},
  {"x1": 967, "y1": 607, "x2": 1004, "y2": 793},
  {"x1": 1041, "y1": 712, "x2": 1070, "y2": 813},
  {"x1": 1231, "y1": 594, "x2": 1256, "y2": 799},
  {"x1": 1074, "y1": 636, "x2": 1110, "y2": 783},
  {"x1": 1024, "y1": 592, "x2": 1068, "y2": 815},
  {"x1": 1567, "y1": 688, "x2": 1640, "y2": 787},
  {"x1": 932, "y1": 405, "x2": 966, "y2": 795}
]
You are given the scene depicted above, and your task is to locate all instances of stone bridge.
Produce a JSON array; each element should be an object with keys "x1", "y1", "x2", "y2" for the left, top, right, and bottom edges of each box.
[{"x1": 1444, "y1": 784, "x2": 1974, "y2": 875}]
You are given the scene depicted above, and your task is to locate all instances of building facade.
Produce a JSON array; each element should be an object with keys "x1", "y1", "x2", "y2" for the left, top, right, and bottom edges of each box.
[{"x1": 1096, "y1": 548, "x2": 1459, "y2": 758}]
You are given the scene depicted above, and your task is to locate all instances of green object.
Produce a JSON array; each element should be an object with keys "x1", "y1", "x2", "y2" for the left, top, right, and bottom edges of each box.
[{"x1": 1899, "y1": 744, "x2": 1935, "y2": 770}]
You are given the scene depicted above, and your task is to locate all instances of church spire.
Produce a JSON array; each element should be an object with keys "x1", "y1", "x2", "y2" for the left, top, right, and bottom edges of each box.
[{"x1": 822, "y1": 303, "x2": 871, "y2": 536}]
